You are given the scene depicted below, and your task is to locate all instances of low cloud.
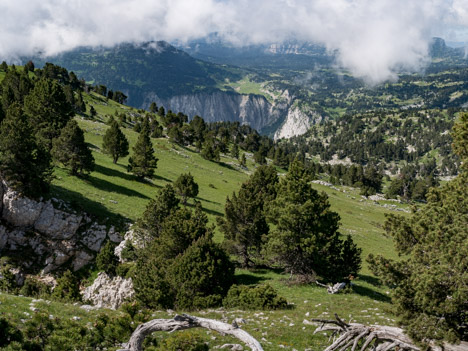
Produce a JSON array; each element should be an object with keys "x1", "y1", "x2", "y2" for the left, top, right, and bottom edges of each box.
[{"x1": 0, "y1": 0, "x2": 467, "y2": 83}]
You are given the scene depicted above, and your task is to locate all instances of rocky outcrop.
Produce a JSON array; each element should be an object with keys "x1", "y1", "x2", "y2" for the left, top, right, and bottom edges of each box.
[
  {"x1": 82, "y1": 272, "x2": 134, "y2": 309},
  {"x1": 274, "y1": 106, "x2": 322, "y2": 140},
  {"x1": 0, "y1": 180, "x2": 122, "y2": 274},
  {"x1": 145, "y1": 89, "x2": 321, "y2": 139}
]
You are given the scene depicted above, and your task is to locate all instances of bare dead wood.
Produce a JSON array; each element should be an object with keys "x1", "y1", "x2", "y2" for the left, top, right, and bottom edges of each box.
[
  {"x1": 118, "y1": 314, "x2": 263, "y2": 351},
  {"x1": 311, "y1": 315, "x2": 468, "y2": 351}
]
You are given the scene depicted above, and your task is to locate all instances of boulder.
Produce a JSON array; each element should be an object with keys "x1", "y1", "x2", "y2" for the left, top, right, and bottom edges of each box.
[{"x1": 82, "y1": 272, "x2": 134, "y2": 309}]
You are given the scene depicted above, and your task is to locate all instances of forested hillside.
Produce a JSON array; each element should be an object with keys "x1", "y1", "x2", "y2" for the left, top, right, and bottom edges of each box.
[{"x1": 0, "y1": 61, "x2": 466, "y2": 350}]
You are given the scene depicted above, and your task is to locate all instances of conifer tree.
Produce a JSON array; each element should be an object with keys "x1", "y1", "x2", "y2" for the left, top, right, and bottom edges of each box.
[
  {"x1": 102, "y1": 119, "x2": 129, "y2": 164},
  {"x1": 219, "y1": 166, "x2": 278, "y2": 267},
  {"x1": 174, "y1": 172, "x2": 199, "y2": 205},
  {"x1": 368, "y1": 114, "x2": 468, "y2": 344},
  {"x1": 0, "y1": 103, "x2": 52, "y2": 197},
  {"x1": 128, "y1": 118, "x2": 158, "y2": 179},
  {"x1": 266, "y1": 159, "x2": 361, "y2": 281},
  {"x1": 24, "y1": 78, "x2": 74, "y2": 149},
  {"x1": 52, "y1": 119, "x2": 95, "y2": 176}
]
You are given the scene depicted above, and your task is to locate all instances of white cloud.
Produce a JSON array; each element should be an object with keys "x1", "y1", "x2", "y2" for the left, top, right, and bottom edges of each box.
[{"x1": 0, "y1": 0, "x2": 466, "y2": 83}]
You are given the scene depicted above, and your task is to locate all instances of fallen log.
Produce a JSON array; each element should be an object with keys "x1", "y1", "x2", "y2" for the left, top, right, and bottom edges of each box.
[
  {"x1": 311, "y1": 314, "x2": 468, "y2": 351},
  {"x1": 118, "y1": 314, "x2": 264, "y2": 351}
]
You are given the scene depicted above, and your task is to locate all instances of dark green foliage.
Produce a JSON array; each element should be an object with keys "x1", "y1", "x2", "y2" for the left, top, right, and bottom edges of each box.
[
  {"x1": 102, "y1": 119, "x2": 129, "y2": 163},
  {"x1": 96, "y1": 241, "x2": 119, "y2": 276},
  {"x1": 0, "y1": 265, "x2": 18, "y2": 294},
  {"x1": 174, "y1": 172, "x2": 199, "y2": 205},
  {"x1": 0, "y1": 61, "x2": 7, "y2": 71},
  {"x1": 128, "y1": 118, "x2": 158, "y2": 179},
  {"x1": 137, "y1": 184, "x2": 180, "y2": 239},
  {"x1": 200, "y1": 139, "x2": 219, "y2": 162},
  {"x1": 168, "y1": 235, "x2": 235, "y2": 310},
  {"x1": 52, "y1": 270, "x2": 81, "y2": 302},
  {"x1": 89, "y1": 105, "x2": 97, "y2": 117},
  {"x1": 149, "y1": 102, "x2": 158, "y2": 113},
  {"x1": 223, "y1": 284, "x2": 288, "y2": 310},
  {"x1": 0, "y1": 103, "x2": 52, "y2": 197},
  {"x1": 368, "y1": 114, "x2": 468, "y2": 344},
  {"x1": 52, "y1": 119, "x2": 95, "y2": 176},
  {"x1": 218, "y1": 166, "x2": 278, "y2": 267},
  {"x1": 134, "y1": 200, "x2": 234, "y2": 310},
  {"x1": 23, "y1": 77, "x2": 74, "y2": 149},
  {"x1": 75, "y1": 90, "x2": 85, "y2": 113},
  {"x1": 154, "y1": 331, "x2": 209, "y2": 351},
  {"x1": 1, "y1": 68, "x2": 33, "y2": 113},
  {"x1": 267, "y1": 159, "x2": 362, "y2": 282},
  {"x1": 19, "y1": 277, "x2": 51, "y2": 298},
  {"x1": 0, "y1": 317, "x2": 23, "y2": 347}
]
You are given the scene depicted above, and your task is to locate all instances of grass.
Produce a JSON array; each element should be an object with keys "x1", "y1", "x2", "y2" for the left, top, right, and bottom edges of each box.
[{"x1": 0, "y1": 91, "x2": 411, "y2": 350}]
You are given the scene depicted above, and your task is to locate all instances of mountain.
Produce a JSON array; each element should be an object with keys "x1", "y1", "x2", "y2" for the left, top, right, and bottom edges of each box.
[{"x1": 30, "y1": 41, "x2": 307, "y2": 135}]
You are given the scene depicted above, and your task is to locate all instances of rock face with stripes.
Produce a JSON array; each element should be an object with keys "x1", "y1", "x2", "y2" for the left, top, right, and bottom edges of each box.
[{"x1": 0, "y1": 179, "x2": 122, "y2": 273}]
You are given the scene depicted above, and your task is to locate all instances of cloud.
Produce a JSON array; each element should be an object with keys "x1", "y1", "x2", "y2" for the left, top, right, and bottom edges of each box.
[{"x1": 0, "y1": 0, "x2": 467, "y2": 83}]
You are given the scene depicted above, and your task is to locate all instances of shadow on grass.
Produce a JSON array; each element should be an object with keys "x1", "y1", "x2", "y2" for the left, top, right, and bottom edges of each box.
[
  {"x1": 183, "y1": 201, "x2": 224, "y2": 217},
  {"x1": 94, "y1": 164, "x2": 138, "y2": 182},
  {"x1": 234, "y1": 273, "x2": 268, "y2": 286},
  {"x1": 358, "y1": 274, "x2": 382, "y2": 287},
  {"x1": 50, "y1": 184, "x2": 128, "y2": 227},
  {"x1": 352, "y1": 282, "x2": 392, "y2": 303},
  {"x1": 86, "y1": 175, "x2": 150, "y2": 200},
  {"x1": 195, "y1": 196, "x2": 221, "y2": 205}
]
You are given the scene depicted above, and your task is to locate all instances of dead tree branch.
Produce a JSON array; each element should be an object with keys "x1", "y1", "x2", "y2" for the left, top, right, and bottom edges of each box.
[
  {"x1": 118, "y1": 314, "x2": 264, "y2": 351},
  {"x1": 311, "y1": 315, "x2": 468, "y2": 351}
]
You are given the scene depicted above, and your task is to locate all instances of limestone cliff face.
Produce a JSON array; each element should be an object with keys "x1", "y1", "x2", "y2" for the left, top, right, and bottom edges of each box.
[
  {"x1": 0, "y1": 180, "x2": 122, "y2": 274},
  {"x1": 274, "y1": 107, "x2": 323, "y2": 140},
  {"x1": 144, "y1": 89, "x2": 318, "y2": 138}
]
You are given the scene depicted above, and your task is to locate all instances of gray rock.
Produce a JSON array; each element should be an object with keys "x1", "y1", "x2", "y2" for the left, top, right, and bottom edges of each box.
[
  {"x1": 34, "y1": 202, "x2": 82, "y2": 240},
  {"x1": 82, "y1": 272, "x2": 134, "y2": 309},
  {"x1": 73, "y1": 251, "x2": 94, "y2": 271},
  {"x1": 81, "y1": 224, "x2": 107, "y2": 252}
]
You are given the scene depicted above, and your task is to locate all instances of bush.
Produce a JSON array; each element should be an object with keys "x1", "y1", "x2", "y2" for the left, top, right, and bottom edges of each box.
[
  {"x1": 223, "y1": 284, "x2": 288, "y2": 310},
  {"x1": 96, "y1": 241, "x2": 119, "y2": 276},
  {"x1": 19, "y1": 277, "x2": 51, "y2": 298},
  {"x1": 52, "y1": 270, "x2": 81, "y2": 302},
  {"x1": 168, "y1": 236, "x2": 235, "y2": 310}
]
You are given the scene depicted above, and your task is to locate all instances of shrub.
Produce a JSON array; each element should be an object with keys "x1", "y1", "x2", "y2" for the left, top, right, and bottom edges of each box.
[
  {"x1": 168, "y1": 236, "x2": 235, "y2": 310},
  {"x1": 52, "y1": 270, "x2": 81, "y2": 302},
  {"x1": 19, "y1": 277, "x2": 51, "y2": 298},
  {"x1": 96, "y1": 241, "x2": 119, "y2": 276},
  {"x1": 223, "y1": 284, "x2": 288, "y2": 310}
]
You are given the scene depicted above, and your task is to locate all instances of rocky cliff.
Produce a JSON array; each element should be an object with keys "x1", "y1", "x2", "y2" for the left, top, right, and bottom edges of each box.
[
  {"x1": 0, "y1": 180, "x2": 122, "y2": 274},
  {"x1": 145, "y1": 89, "x2": 318, "y2": 138}
]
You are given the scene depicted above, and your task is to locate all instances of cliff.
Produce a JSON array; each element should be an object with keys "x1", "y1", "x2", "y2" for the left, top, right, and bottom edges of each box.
[{"x1": 0, "y1": 180, "x2": 122, "y2": 274}]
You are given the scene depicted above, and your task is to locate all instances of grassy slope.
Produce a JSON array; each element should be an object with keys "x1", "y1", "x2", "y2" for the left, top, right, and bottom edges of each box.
[{"x1": 0, "y1": 91, "x2": 407, "y2": 350}]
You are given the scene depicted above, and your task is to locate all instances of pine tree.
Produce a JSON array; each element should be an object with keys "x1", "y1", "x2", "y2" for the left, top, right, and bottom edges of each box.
[
  {"x1": 266, "y1": 159, "x2": 361, "y2": 281},
  {"x1": 128, "y1": 118, "x2": 158, "y2": 179},
  {"x1": 137, "y1": 184, "x2": 180, "y2": 240},
  {"x1": 368, "y1": 114, "x2": 468, "y2": 344},
  {"x1": 174, "y1": 172, "x2": 199, "y2": 205},
  {"x1": 52, "y1": 119, "x2": 95, "y2": 176},
  {"x1": 218, "y1": 166, "x2": 278, "y2": 267},
  {"x1": 24, "y1": 78, "x2": 74, "y2": 149},
  {"x1": 102, "y1": 119, "x2": 129, "y2": 164},
  {"x1": 0, "y1": 103, "x2": 52, "y2": 197}
]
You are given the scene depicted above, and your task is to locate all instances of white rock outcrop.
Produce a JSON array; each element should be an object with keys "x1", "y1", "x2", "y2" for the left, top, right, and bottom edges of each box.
[
  {"x1": 0, "y1": 180, "x2": 122, "y2": 273},
  {"x1": 82, "y1": 272, "x2": 134, "y2": 309}
]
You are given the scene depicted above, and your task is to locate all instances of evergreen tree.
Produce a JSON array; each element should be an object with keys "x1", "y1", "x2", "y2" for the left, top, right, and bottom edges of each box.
[
  {"x1": 128, "y1": 118, "x2": 158, "y2": 179},
  {"x1": 266, "y1": 159, "x2": 361, "y2": 281},
  {"x1": 174, "y1": 172, "x2": 199, "y2": 205},
  {"x1": 368, "y1": 114, "x2": 468, "y2": 344},
  {"x1": 52, "y1": 119, "x2": 95, "y2": 176},
  {"x1": 74, "y1": 91, "x2": 85, "y2": 114},
  {"x1": 138, "y1": 184, "x2": 179, "y2": 235},
  {"x1": 102, "y1": 119, "x2": 129, "y2": 164},
  {"x1": 218, "y1": 166, "x2": 278, "y2": 267},
  {"x1": 231, "y1": 142, "x2": 239, "y2": 159},
  {"x1": 24, "y1": 78, "x2": 74, "y2": 149},
  {"x1": 52, "y1": 270, "x2": 81, "y2": 302},
  {"x1": 149, "y1": 102, "x2": 158, "y2": 113},
  {"x1": 0, "y1": 103, "x2": 52, "y2": 197},
  {"x1": 96, "y1": 241, "x2": 119, "y2": 276}
]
